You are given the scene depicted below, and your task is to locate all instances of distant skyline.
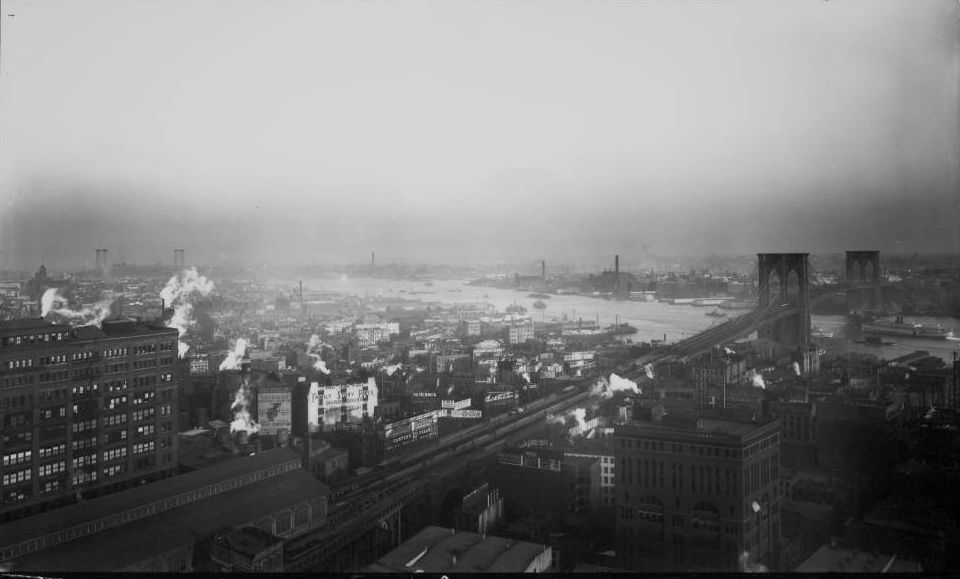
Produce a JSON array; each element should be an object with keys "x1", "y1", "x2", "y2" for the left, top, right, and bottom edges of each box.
[{"x1": 1, "y1": 0, "x2": 958, "y2": 270}]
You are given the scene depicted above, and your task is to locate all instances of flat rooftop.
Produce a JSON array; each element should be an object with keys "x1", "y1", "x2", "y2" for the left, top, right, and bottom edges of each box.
[
  {"x1": 0, "y1": 448, "x2": 302, "y2": 548},
  {"x1": 11, "y1": 468, "x2": 327, "y2": 572},
  {"x1": 795, "y1": 544, "x2": 918, "y2": 573},
  {"x1": 617, "y1": 416, "x2": 776, "y2": 442},
  {"x1": 367, "y1": 525, "x2": 549, "y2": 573}
]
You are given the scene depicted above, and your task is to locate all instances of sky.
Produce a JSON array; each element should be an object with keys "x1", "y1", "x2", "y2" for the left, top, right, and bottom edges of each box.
[{"x1": 1, "y1": 0, "x2": 958, "y2": 270}]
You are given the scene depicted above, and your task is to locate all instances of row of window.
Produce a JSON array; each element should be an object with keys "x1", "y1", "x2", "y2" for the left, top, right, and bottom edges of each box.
[
  {"x1": 132, "y1": 344, "x2": 157, "y2": 355},
  {"x1": 5, "y1": 358, "x2": 35, "y2": 370},
  {"x1": 39, "y1": 443, "x2": 66, "y2": 459},
  {"x1": 40, "y1": 406, "x2": 67, "y2": 420},
  {"x1": 72, "y1": 436, "x2": 97, "y2": 451},
  {"x1": 133, "y1": 408, "x2": 155, "y2": 422},
  {"x1": 620, "y1": 437, "x2": 742, "y2": 460},
  {"x1": 39, "y1": 461, "x2": 66, "y2": 477},
  {"x1": 72, "y1": 419, "x2": 98, "y2": 433},
  {"x1": 72, "y1": 351, "x2": 96, "y2": 362},
  {"x1": 2, "y1": 332, "x2": 67, "y2": 346},
  {"x1": 2, "y1": 450, "x2": 31, "y2": 466},
  {"x1": 73, "y1": 454, "x2": 97, "y2": 468},
  {"x1": 72, "y1": 470, "x2": 97, "y2": 486},
  {"x1": 104, "y1": 413, "x2": 128, "y2": 427},
  {"x1": 107, "y1": 395, "x2": 127, "y2": 410},
  {"x1": 40, "y1": 354, "x2": 69, "y2": 365},
  {"x1": 3, "y1": 374, "x2": 36, "y2": 387},
  {"x1": 133, "y1": 375, "x2": 158, "y2": 388},
  {"x1": 103, "y1": 447, "x2": 127, "y2": 462},
  {"x1": 73, "y1": 383, "x2": 99, "y2": 396},
  {"x1": 133, "y1": 441, "x2": 155, "y2": 455},
  {"x1": 39, "y1": 370, "x2": 70, "y2": 383},
  {"x1": 3, "y1": 468, "x2": 31, "y2": 486}
]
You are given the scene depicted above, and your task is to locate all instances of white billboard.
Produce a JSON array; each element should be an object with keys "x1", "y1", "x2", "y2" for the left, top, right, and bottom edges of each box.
[{"x1": 307, "y1": 377, "x2": 378, "y2": 431}]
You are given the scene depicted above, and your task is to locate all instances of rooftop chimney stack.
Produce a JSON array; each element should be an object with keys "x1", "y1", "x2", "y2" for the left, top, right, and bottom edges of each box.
[
  {"x1": 541, "y1": 260, "x2": 546, "y2": 279},
  {"x1": 615, "y1": 254, "x2": 619, "y2": 275}
]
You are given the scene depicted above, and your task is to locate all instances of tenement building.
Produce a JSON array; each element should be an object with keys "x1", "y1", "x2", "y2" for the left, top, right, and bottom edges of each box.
[
  {"x1": 0, "y1": 318, "x2": 180, "y2": 523},
  {"x1": 614, "y1": 414, "x2": 782, "y2": 572}
]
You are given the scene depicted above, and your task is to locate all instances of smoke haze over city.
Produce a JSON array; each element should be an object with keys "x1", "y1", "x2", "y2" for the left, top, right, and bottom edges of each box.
[{"x1": 1, "y1": 0, "x2": 958, "y2": 270}]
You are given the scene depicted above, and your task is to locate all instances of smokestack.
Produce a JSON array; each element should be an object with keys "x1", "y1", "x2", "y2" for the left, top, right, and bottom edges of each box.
[
  {"x1": 371, "y1": 250, "x2": 375, "y2": 268},
  {"x1": 299, "y1": 280, "x2": 303, "y2": 299},
  {"x1": 541, "y1": 260, "x2": 546, "y2": 279},
  {"x1": 615, "y1": 255, "x2": 619, "y2": 275}
]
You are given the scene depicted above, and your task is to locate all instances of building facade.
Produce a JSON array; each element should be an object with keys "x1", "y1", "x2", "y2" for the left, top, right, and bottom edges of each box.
[
  {"x1": 614, "y1": 416, "x2": 782, "y2": 572},
  {"x1": 0, "y1": 319, "x2": 180, "y2": 523}
]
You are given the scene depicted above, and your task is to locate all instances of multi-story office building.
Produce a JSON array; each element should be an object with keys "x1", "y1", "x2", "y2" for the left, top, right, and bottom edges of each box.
[
  {"x1": 0, "y1": 318, "x2": 180, "y2": 523},
  {"x1": 614, "y1": 415, "x2": 782, "y2": 572}
]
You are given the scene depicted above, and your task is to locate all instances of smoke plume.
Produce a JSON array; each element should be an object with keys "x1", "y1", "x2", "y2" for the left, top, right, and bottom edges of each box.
[
  {"x1": 792, "y1": 361, "x2": 801, "y2": 376},
  {"x1": 160, "y1": 267, "x2": 215, "y2": 357},
  {"x1": 383, "y1": 363, "x2": 402, "y2": 376},
  {"x1": 41, "y1": 288, "x2": 114, "y2": 328},
  {"x1": 749, "y1": 369, "x2": 766, "y2": 389},
  {"x1": 608, "y1": 373, "x2": 642, "y2": 396},
  {"x1": 571, "y1": 407, "x2": 588, "y2": 432},
  {"x1": 229, "y1": 376, "x2": 261, "y2": 435},
  {"x1": 219, "y1": 338, "x2": 248, "y2": 371},
  {"x1": 642, "y1": 363, "x2": 655, "y2": 380},
  {"x1": 306, "y1": 334, "x2": 331, "y2": 375}
]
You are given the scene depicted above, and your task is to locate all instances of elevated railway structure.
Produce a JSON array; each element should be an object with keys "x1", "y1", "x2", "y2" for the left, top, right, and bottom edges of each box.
[{"x1": 287, "y1": 383, "x2": 591, "y2": 571}]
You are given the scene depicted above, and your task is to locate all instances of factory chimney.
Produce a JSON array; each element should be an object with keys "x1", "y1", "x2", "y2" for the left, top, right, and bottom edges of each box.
[
  {"x1": 541, "y1": 260, "x2": 546, "y2": 279},
  {"x1": 371, "y1": 251, "x2": 376, "y2": 275},
  {"x1": 615, "y1": 254, "x2": 619, "y2": 275}
]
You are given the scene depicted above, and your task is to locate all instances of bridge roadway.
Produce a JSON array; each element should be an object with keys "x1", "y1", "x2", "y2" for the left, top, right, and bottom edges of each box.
[
  {"x1": 285, "y1": 383, "x2": 592, "y2": 571},
  {"x1": 624, "y1": 283, "x2": 879, "y2": 375}
]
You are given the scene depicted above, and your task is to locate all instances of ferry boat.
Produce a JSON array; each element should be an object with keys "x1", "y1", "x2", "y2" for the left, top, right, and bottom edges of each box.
[
  {"x1": 861, "y1": 315, "x2": 952, "y2": 340},
  {"x1": 705, "y1": 309, "x2": 727, "y2": 318}
]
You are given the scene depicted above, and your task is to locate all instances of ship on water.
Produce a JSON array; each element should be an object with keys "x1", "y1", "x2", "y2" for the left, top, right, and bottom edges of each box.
[{"x1": 861, "y1": 315, "x2": 952, "y2": 340}]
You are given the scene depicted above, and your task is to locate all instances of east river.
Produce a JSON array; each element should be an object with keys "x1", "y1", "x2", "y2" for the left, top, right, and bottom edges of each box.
[{"x1": 292, "y1": 277, "x2": 960, "y2": 363}]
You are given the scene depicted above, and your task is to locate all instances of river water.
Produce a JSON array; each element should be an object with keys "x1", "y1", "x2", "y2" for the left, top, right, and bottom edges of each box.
[{"x1": 293, "y1": 276, "x2": 960, "y2": 363}]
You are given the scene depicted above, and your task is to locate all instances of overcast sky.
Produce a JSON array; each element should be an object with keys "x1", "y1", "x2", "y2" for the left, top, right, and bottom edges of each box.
[{"x1": 1, "y1": 0, "x2": 958, "y2": 270}]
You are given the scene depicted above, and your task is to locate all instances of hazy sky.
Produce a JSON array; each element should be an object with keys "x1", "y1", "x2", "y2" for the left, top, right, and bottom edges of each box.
[{"x1": 1, "y1": 0, "x2": 958, "y2": 270}]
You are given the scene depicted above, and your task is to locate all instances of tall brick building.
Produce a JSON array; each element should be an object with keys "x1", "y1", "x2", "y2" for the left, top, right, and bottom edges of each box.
[
  {"x1": 614, "y1": 415, "x2": 782, "y2": 571},
  {"x1": 0, "y1": 318, "x2": 180, "y2": 523}
]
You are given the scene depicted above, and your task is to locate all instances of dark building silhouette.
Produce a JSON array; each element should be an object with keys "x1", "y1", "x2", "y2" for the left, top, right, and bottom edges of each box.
[
  {"x1": 614, "y1": 414, "x2": 782, "y2": 572},
  {"x1": 0, "y1": 318, "x2": 180, "y2": 524}
]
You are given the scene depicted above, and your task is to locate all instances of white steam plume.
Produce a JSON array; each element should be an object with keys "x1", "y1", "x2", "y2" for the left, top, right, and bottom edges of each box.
[
  {"x1": 749, "y1": 369, "x2": 766, "y2": 389},
  {"x1": 219, "y1": 338, "x2": 248, "y2": 371},
  {"x1": 571, "y1": 408, "x2": 588, "y2": 431},
  {"x1": 306, "y1": 334, "x2": 332, "y2": 375},
  {"x1": 642, "y1": 363, "x2": 655, "y2": 380},
  {"x1": 608, "y1": 373, "x2": 641, "y2": 396},
  {"x1": 383, "y1": 364, "x2": 402, "y2": 376},
  {"x1": 41, "y1": 288, "x2": 114, "y2": 328},
  {"x1": 522, "y1": 372, "x2": 532, "y2": 384},
  {"x1": 792, "y1": 361, "x2": 801, "y2": 376},
  {"x1": 160, "y1": 268, "x2": 215, "y2": 358},
  {"x1": 229, "y1": 377, "x2": 261, "y2": 435}
]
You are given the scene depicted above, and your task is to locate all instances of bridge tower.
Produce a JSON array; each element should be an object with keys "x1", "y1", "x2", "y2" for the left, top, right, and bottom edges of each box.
[
  {"x1": 757, "y1": 253, "x2": 810, "y2": 348},
  {"x1": 845, "y1": 250, "x2": 881, "y2": 313}
]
